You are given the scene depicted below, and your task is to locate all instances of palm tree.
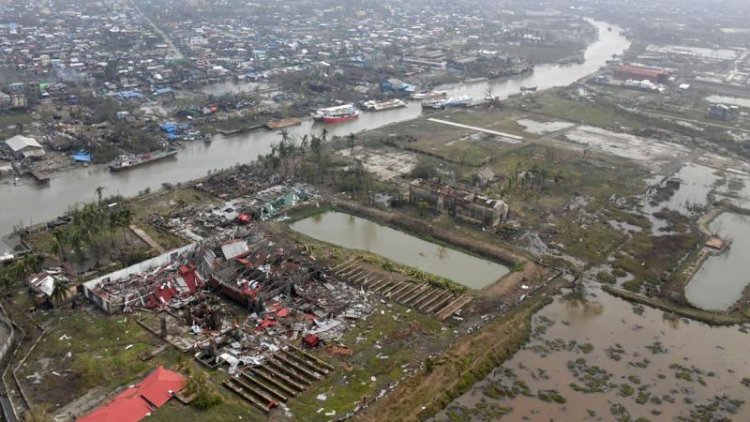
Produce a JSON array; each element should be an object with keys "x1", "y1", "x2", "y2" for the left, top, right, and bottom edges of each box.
[
  {"x1": 52, "y1": 229, "x2": 68, "y2": 263},
  {"x1": 50, "y1": 277, "x2": 70, "y2": 306},
  {"x1": 346, "y1": 133, "x2": 356, "y2": 157}
]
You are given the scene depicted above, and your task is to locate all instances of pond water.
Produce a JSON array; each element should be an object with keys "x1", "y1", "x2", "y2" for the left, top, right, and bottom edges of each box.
[
  {"x1": 685, "y1": 212, "x2": 750, "y2": 311},
  {"x1": 433, "y1": 286, "x2": 750, "y2": 421},
  {"x1": 290, "y1": 211, "x2": 509, "y2": 289}
]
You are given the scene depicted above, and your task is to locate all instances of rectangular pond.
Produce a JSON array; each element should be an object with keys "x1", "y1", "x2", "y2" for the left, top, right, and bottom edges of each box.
[
  {"x1": 685, "y1": 212, "x2": 750, "y2": 311},
  {"x1": 290, "y1": 211, "x2": 510, "y2": 289}
]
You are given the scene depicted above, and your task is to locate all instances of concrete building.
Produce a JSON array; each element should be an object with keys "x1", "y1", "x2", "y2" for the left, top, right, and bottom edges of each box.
[
  {"x1": 4, "y1": 134, "x2": 44, "y2": 159},
  {"x1": 409, "y1": 179, "x2": 509, "y2": 227}
]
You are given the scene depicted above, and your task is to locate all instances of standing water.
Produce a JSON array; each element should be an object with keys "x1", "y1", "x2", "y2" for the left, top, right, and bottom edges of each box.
[
  {"x1": 685, "y1": 212, "x2": 750, "y2": 311},
  {"x1": 433, "y1": 287, "x2": 750, "y2": 421},
  {"x1": 290, "y1": 211, "x2": 509, "y2": 289}
]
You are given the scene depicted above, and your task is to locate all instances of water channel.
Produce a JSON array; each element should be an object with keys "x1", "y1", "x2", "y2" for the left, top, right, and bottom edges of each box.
[
  {"x1": 0, "y1": 19, "x2": 630, "y2": 253},
  {"x1": 685, "y1": 212, "x2": 750, "y2": 311},
  {"x1": 433, "y1": 286, "x2": 750, "y2": 421},
  {"x1": 290, "y1": 211, "x2": 509, "y2": 289}
]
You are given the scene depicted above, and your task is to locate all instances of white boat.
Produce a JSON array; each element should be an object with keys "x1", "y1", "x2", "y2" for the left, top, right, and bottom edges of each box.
[
  {"x1": 410, "y1": 90, "x2": 447, "y2": 100},
  {"x1": 311, "y1": 104, "x2": 360, "y2": 123},
  {"x1": 361, "y1": 99, "x2": 407, "y2": 111}
]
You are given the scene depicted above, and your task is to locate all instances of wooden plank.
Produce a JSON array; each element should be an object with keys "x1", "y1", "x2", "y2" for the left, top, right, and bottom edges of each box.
[
  {"x1": 223, "y1": 380, "x2": 274, "y2": 413},
  {"x1": 256, "y1": 366, "x2": 306, "y2": 392},
  {"x1": 423, "y1": 293, "x2": 456, "y2": 314},
  {"x1": 241, "y1": 371, "x2": 288, "y2": 401},
  {"x1": 381, "y1": 281, "x2": 407, "y2": 296},
  {"x1": 386, "y1": 282, "x2": 414, "y2": 298},
  {"x1": 419, "y1": 290, "x2": 454, "y2": 312},
  {"x1": 289, "y1": 345, "x2": 336, "y2": 371},
  {"x1": 232, "y1": 377, "x2": 277, "y2": 405},
  {"x1": 391, "y1": 283, "x2": 423, "y2": 302},
  {"x1": 411, "y1": 288, "x2": 443, "y2": 308},
  {"x1": 436, "y1": 295, "x2": 474, "y2": 321},
  {"x1": 274, "y1": 354, "x2": 321, "y2": 381},
  {"x1": 399, "y1": 284, "x2": 430, "y2": 304},
  {"x1": 267, "y1": 359, "x2": 312, "y2": 386},
  {"x1": 250, "y1": 368, "x2": 299, "y2": 397},
  {"x1": 281, "y1": 349, "x2": 329, "y2": 376}
]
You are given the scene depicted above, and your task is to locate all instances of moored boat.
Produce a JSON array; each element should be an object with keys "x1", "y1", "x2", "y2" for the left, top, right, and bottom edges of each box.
[
  {"x1": 311, "y1": 104, "x2": 360, "y2": 123},
  {"x1": 108, "y1": 149, "x2": 178, "y2": 172},
  {"x1": 361, "y1": 99, "x2": 407, "y2": 111}
]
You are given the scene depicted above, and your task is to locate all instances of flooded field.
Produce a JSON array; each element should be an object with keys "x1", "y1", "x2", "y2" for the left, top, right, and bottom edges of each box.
[
  {"x1": 686, "y1": 212, "x2": 750, "y2": 311},
  {"x1": 290, "y1": 211, "x2": 510, "y2": 289},
  {"x1": 564, "y1": 126, "x2": 688, "y2": 164},
  {"x1": 433, "y1": 287, "x2": 750, "y2": 421},
  {"x1": 705, "y1": 95, "x2": 750, "y2": 109}
]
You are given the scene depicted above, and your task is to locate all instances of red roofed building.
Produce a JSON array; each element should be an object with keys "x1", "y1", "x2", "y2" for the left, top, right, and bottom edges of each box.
[
  {"x1": 613, "y1": 65, "x2": 671, "y2": 84},
  {"x1": 78, "y1": 366, "x2": 187, "y2": 422}
]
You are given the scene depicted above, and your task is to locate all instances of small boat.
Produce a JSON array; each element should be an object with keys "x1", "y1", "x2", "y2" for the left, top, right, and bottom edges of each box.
[
  {"x1": 265, "y1": 117, "x2": 303, "y2": 130},
  {"x1": 520, "y1": 86, "x2": 538, "y2": 92},
  {"x1": 361, "y1": 99, "x2": 407, "y2": 111},
  {"x1": 311, "y1": 104, "x2": 359, "y2": 123}
]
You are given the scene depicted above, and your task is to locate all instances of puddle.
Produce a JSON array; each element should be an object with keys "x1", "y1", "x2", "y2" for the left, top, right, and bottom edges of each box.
[{"x1": 705, "y1": 95, "x2": 750, "y2": 109}]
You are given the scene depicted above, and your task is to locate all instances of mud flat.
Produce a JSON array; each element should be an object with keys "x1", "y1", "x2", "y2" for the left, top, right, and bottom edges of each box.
[{"x1": 433, "y1": 286, "x2": 750, "y2": 421}]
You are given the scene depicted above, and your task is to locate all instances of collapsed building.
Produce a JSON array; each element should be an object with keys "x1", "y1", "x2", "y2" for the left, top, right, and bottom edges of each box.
[
  {"x1": 82, "y1": 243, "x2": 212, "y2": 313},
  {"x1": 409, "y1": 179, "x2": 509, "y2": 227}
]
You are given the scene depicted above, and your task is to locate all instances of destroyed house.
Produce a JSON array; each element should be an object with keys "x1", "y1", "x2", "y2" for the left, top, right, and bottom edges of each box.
[
  {"x1": 209, "y1": 246, "x2": 307, "y2": 311},
  {"x1": 83, "y1": 244, "x2": 211, "y2": 313},
  {"x1": 410, "y1": 179, "x2": 509, "y2": 227}
]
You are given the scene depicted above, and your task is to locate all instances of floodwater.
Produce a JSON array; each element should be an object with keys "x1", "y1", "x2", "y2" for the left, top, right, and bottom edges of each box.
[
  {"x1": 685, "y1": 212, "x2": 750, "y2": 311},
  {"x1": 433, "y1": 286, "x2": 750, "y2": 421},
  {"x1": 0, "y1": 19, "x2": 630, "y2": 253},
  {"x1": 705, "y1": 95, "x2": 750, "y2": 109},
  {"x1": 290, "y1": 211, "x2": 509, "y2": 289}
]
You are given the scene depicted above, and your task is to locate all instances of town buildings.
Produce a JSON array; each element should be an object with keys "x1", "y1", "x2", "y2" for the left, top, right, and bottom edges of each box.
[{"x1": 409, "y1": 179, "x2": 509, "y2": 227}]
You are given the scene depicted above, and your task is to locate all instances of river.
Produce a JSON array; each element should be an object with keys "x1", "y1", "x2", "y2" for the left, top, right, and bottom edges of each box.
[{"x1": 0, "y1": 20, "x2": 629, "y2": 253}]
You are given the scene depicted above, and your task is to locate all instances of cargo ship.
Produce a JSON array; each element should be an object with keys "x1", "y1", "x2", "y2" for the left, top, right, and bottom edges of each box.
[
  {"x1": 108, "y1": 149, "x2": 178, "y2": 172},
  {"x1": 311, "y1": 104, "x2": 359, "y2": 123},
  {"x1": 361, "y1": 99, "x2": 407, "y2": 111}
]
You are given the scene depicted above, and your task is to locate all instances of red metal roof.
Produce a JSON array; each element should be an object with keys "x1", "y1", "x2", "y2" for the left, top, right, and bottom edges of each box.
[
  {"x1": 615, "y1": 65, "x2": 668, "y2": 78},
  {"x1": 78, "y1": 366, "x2": 186, "y2": 422}
]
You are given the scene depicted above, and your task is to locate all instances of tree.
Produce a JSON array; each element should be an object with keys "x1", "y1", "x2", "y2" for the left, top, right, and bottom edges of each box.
[
  {"x1": 346, "y1": 133, "x2": 356, "y2": 158},
  {"x1": 50, "y1": 277, "x2": 70, "y2": 306}
]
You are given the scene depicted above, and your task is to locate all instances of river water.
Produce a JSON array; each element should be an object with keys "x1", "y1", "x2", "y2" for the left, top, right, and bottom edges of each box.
[
  {"x1": 0, "y1": 20, "x2": 629, "y2": 253},
  {"x1": 433, "y1": 286, "x2": 750, "y2": 421},
  {"x1": 290, "y1": 211, "x2": 509, "y2": 289}
]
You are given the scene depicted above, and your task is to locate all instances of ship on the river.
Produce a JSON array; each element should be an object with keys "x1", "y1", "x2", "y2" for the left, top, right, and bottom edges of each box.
[
  {"x1": 361, "y1": 99, "x2": 407, "y2": 111},
  {"x1": 311, "y1": 104, "x2": 359, "y2": 123},
  {"x1": 108, "y1": 149, "x2": 178, "y2": 172}
]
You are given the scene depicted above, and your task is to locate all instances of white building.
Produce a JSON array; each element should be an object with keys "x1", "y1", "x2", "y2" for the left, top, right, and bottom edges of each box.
[{"x1": 5, "y1": 135, "x2": 45, "y2": 159}]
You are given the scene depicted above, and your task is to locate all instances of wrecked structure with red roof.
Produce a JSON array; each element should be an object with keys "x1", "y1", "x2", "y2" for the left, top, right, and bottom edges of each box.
[{"x1": 78, "y1": 366, "x2": 186, "y2": 422}]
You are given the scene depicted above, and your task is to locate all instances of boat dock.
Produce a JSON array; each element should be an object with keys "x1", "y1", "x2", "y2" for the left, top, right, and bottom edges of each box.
[{"x1": 29, "y1": 170, "x2": 50, "y2": 184}]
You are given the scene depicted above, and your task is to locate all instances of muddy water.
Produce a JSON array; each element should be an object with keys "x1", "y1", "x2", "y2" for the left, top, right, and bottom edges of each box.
[
  {"x1": 433, "y1": 287, "x2": 750, "y2": 421},
  {"x1": 705, "y1": 95, "x2": 750, "y2": 109},
  {"x1": 0, "y1": 19, "x2": 630, "y2": 254},
  {"x1": 290, "y1": 211, "x2": 509, "y2": 289},
  {"x1": 686, "y1": 212, "x2": 750, "y2": 311}
]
